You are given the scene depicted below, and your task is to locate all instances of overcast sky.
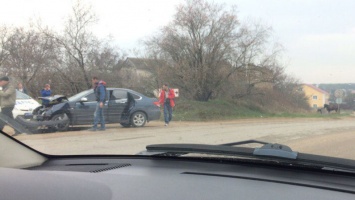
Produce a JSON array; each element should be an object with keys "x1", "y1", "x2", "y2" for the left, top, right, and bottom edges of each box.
[{"x1": 0, "y1": 0, "x2": 354, "y2": 84}]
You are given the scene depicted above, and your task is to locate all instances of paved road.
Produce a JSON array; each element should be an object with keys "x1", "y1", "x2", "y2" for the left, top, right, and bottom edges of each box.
[{"x1": 11, "y1": 117, "x2": 355, "y2": 159}]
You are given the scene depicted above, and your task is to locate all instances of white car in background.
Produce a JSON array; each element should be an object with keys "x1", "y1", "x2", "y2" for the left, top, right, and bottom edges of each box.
[{"x1": 13, "y1": 90, "x2": 41, "y2": 118}]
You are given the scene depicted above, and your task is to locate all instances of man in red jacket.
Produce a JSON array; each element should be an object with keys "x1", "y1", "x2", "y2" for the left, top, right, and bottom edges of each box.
[{"x1": 159, "y1": 83, "x2": 175, "y2": 126}]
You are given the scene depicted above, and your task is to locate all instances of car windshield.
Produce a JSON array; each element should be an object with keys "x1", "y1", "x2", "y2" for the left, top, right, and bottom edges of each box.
[
  {"x1": 1, "y1": 0, "x2": 355, "y2": 163},
  {"x1": 16, "y1": 91, "x2": 32, "y2": 100},
  {"x1": 67, "y1": 90, "x2": 93, "y2": 101}
]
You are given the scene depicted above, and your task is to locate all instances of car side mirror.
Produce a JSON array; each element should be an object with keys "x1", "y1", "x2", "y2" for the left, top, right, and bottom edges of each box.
[{"x1": 80, "y1": 97, "x2": 88, "y2": 102}]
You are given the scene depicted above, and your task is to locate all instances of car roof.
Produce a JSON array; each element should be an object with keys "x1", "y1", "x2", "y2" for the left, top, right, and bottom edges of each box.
[
  {"x1": 106, "y1": 88, "x2": 145, "y2": 97},
  {"x1": 80, "y1": 88, "x2": 147, "y2": 98}
]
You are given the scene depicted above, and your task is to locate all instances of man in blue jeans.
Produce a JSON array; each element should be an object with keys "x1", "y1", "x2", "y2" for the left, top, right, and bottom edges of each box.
[
  {"x1": 159, "y1": 84, "x2": 175, "y2": 126},
  {"x1": 89, "y1": 77, "x2": 107, "y2": 131}
]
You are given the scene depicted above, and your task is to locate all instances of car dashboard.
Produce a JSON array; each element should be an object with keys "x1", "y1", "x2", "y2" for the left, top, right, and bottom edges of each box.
[{"x1": 1, "y1": 156, "x2": 355, "y2": 200}]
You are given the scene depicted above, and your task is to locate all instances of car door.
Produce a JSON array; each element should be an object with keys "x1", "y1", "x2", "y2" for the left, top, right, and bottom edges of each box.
[
  {"x1": 107, "y1": 89, "x2": 128, "y2": 123},
  {"x1": 73, "y1": 92, "x2": 98, "y2": 125}
]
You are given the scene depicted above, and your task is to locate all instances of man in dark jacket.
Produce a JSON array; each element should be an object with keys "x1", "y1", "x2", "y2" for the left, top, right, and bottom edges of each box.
[
  {"x1": 89, "y1": 77, "x2": 107, "y2": 131},
  {"x1": 0, "y1": 76, "x2": 16, "y2": 131}
]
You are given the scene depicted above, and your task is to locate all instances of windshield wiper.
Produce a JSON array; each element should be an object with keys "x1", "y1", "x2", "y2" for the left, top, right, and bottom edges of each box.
[
  {"x1": 142, "y1": 142, "x2": 297, "y2": 159},
  {"x1": 221, "y1": 139, "x2": 298, "y2": 159},
  {"x1": 139, "y1": 142, "x2": 355, "y2": 172},
  {"x1": 221, "y1": 139, "x2": 268, "y2": 146}
]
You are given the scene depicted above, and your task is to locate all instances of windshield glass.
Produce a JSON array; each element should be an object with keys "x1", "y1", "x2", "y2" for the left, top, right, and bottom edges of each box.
[
  {"x1": 1, "y1": 0, "x2": 354, "y2": 162},
  {"x1": 16, "y1": 91, "x2": 32, "y2": 100},
  {"x1": 67, "y1": 90, "x2": 92, "y2": 101}
]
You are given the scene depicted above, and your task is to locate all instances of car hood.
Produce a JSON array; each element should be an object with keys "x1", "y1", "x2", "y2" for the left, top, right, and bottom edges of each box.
[
  {"x1": 15, "y1": 99, "x2": 41, "y2": 111},
  {"x1": 39, "y1": 95, "x2": 68, "y2": 105}
]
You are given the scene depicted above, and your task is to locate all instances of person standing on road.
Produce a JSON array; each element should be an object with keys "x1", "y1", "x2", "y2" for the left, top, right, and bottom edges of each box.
[
  {"x1": 16, "y1": 82, "x2": 28, "y2": 94},
  {"x1": 0, "y1": 76, "x2": 16, "y2": 131},
  {"x1": 89, "y1": 77, "x2": 107, "y2": 131},
  {"x1": 159, "y1": 83, "x2": 175, "y2": 126},
  {"x1": 40, "y1": 84, "x2": 51, "y2": 107}
]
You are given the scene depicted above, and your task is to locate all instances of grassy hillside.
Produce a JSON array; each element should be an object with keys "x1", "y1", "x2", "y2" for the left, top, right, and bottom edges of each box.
[{"x1": 171, "y1": 99, "x2": 351, "y2": 121}]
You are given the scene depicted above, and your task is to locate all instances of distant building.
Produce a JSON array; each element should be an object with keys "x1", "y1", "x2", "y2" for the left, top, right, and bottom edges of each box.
[
  {"x1": 120, "y1": 57, "x2": 172, "y2": 95},
  {"x1": 121, "y1": 57, "x2": 156, "y2": 78},
  {"x1": 301, "y1": 84, "x2": 329, "y2": 109}
]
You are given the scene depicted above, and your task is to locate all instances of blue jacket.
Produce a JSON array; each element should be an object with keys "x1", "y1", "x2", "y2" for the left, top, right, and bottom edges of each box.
[
  {"x1": 41, "y1": 89, "x2": 51, "y2": 105},
  {"x1": 94, "y1": 81, "x2": 106, "y2": 103}
]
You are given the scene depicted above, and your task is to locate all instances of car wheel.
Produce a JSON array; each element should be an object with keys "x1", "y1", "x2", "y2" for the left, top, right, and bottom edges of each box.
[
  {"x1": 120, "y1": 123, "x2": 131, "y2": 128},
  {"x1": 131, "y1": 112, "x2": 147, "y2": 127},
  {"x1": 51, "y1": 113, "x2": 69, "y2": 132}
]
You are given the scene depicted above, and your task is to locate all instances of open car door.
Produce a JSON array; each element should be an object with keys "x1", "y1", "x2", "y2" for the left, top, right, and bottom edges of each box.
[{"x1": 107, "y1": 90, "x2": 135, "y2": 123}]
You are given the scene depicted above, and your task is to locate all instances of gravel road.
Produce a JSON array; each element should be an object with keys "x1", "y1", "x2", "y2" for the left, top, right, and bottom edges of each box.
[{"x1": 11, "y1": 117, "x2": 355, "y2": 159}]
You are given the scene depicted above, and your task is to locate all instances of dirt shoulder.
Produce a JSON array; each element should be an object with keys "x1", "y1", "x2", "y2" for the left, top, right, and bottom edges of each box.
[
  {"x1": 286, "y1": 131, "x2": 355, "y2": 160},
  {"x1": 9, "y1": 117, "x2": 355, "y2": 159}
]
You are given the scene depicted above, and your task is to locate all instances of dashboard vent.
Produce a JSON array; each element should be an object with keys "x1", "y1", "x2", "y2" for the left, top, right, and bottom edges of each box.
[{"x1": 90, "y1": 163, "x2": 131, "y2": 173}]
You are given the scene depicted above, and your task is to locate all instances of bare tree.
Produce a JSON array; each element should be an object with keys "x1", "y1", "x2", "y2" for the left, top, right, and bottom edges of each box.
[
  {"x1": 87, "y1": 41, "x2": 126, "y2": 87},
  {"x1": 40, "y1": 0, "x2": 100, "y2": 92},
  {"x1": 0, "y1": 26, "x2": 10, "y2": 69},
  {"x1": 118, "y1": 57, "x2": 168, "y2": 96},
  {"x1": 1, "y1": 26, "x2": 57, "y2": 96},
  {"x1": 222, "y1": 20, "x2": 284, "y2": 97},
  {"x1": 145, "y1": 0, "x2": 286, "y2": 101}
]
